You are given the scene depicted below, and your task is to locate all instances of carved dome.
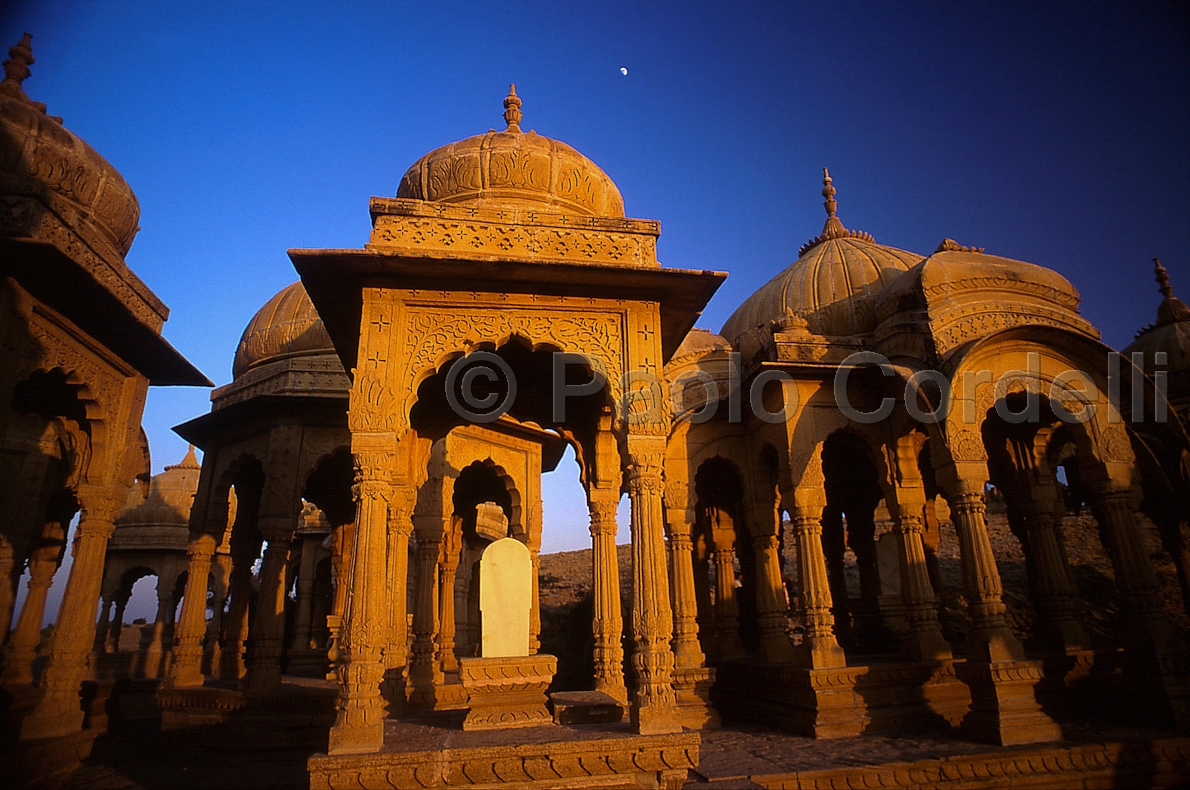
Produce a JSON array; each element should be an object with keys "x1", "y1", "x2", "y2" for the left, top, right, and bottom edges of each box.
[
  {"x1": 113, "y1": 446, "x2": 201, "y2": 530},
  {"x1": 233, "y1": 281, "x2": 336, "y2": 379},
  {"x1": 669, "y1": 329, "x2": 732, "y2": 362},
  {"x1": 721, "y1": 171, "x2": 921, "y2": 344},
  {"x1": 0, "y1": 35, "x2": 140, "y2": 258},
  {"x1": 1123, "y1": 259, "x2": 1190, "y2": 380},
  {"x1": 396, "y1": 86, "x2": 625, "y2": 218}
]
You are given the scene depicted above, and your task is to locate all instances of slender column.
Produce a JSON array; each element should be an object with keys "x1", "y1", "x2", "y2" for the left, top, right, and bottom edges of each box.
[
  {"x1": 0, "y1": 538, "x2": 16, "y2": 643},
  {"x1": 327, "y1": 449, "x2": 393, "y2": 755},
  {"x1": 168, "y1": 534, "x2": 216, "y2": 686},
  {"x1": 202, "y1": 554, "x2": 231, "y2": 674},
  {"x1": 107, "y1": 592, "x2": 128, "y2": 652},
  {"x1": 219, "y1": 554, "x2": 254, "y2": 680},
  {"x1": 21, "y1": 485, "x2": 121, "y2": 740},
  {"x1": 1092, "y1": 490, "x2": 1169, "y2": 633},
  {"x1": 324, "y1": 521, "x2": 354, "y2": 677},
  {"x1": 625, "y1": 439, "x2": 680, "y2": 734},
  {"x1": 708, "y1": 510, "x2": 746, "y2": 660},
  {"x1": 749, "y1": 501, "x2": 796, "y2": 664},
  {"x1": 383, "y1": 487, "x2": 415, "y2": 679},
  {"x1": 890, "y1": 508, "x2": 952, "y2": 662},
  {"x1": 406, "y1": 527, "x2": 444, "y2": 702},
  {"x1": 143, "y1": 575, "x2": 174, "y2": 679},
  {"x1": 92, "y1": 596, "x2": 112, "y2": 654},
  {"x1": 2, "y1": 530, "x2": 63, "y2": 685},
  {"x1": 241, "y1": 527, "x2": 293, "y2": 694},
  {"x1": 948, "y1": 482, "x2": 1024, "y2": 663},
  {"x1": 1021, "y1": 492, "x2": 1088, "y2": 652},
  {"x1": 662, "y1": 496, "x2": 704, "y2": 669},
  {"x1": 290, "y1": 536, "x2": 318, "y2": 653},
  {"x1": 436, "y1": 521, "x2": 461, "y2": 673},
  {"x1": 785, "y1": 490, "x2": 846, "y2": 669},
  {"x1": 529, "y1": 547, "x2": 541, "y2": 654},
  {"x1": 589, "y1": 495, "x2": 627, "y2": 702}
]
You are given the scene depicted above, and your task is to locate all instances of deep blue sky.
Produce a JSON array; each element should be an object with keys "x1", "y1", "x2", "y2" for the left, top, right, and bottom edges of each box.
[{"x1": 4, "y1": 1, "x2": 1188, "y2": 557}]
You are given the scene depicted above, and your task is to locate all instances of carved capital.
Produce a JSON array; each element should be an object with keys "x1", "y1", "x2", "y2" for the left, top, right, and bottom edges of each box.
[
  {"x1": 588, "y1": 498, "x2": 619, "y2": 537},
  {"x1": 663, "y1": 479, "x2": 689, "y2": 510}
]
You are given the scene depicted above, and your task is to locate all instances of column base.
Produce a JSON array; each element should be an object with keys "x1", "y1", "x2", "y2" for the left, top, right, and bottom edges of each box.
[
  {"x1": 711, "y1": 661, "x2": 866, "y2": 738},
  {"x1": 955, "y1": 659, "x2": 1062, "y2": 746},
  {"x1": 459, "y1": 654, "x2": 556, "y2": 731},
  {"x1": 672, "y1": 665, "x2": 720, "y2": 729}
]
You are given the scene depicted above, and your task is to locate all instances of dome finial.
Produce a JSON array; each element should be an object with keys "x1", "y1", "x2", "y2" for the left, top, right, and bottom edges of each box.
[
  {"x1": 503, "y1": 84, "x2": 522, "y2": 133},
  {"x1": 819, "y1": 167, "x2": 846, "y2": 240},
  {"x1": 1155, "y1": 257, "x2": 1174, "y2": 299},
  {"x1": 1, "y1": 33, "x2": 57, "y2": 120},
  {"x1": 822, "y1": 167, "x2": 837, "y2": 219},
  {"x1": 1153, "y1": 257, "x2": 1190, "y2": 326}
]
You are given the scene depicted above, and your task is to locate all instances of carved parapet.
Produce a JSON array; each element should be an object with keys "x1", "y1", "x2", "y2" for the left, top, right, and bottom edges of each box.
[
  {"x1": 367, "y1": 197, "x2": 660, "y2": 269},
  {"x1": 458, "y1": 654, "x2": 557, "y2": 731}
]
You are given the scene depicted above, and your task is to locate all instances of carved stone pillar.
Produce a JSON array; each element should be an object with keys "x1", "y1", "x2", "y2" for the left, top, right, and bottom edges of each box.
[
  {"x1": 327, "y1": 449, "x2": 393, "y2": 755},
  {"x1": 1021, "y1": 493, "x2": 1088, "y2": 653},
  {"x1": 143, "y1": 575, "x2": 174, "y2": 679},
  {"x1": 2, "y1": 529, "x2": 62, "y2": 685},
  {"x1": 107, "y1": 591, "x2": 129, "y2": 653},
  {"x1": 93, "y1": 596, "x2": 112, "y2": 655},
  {"x1": 0, "y1": 539, "x2": 16, "y2": 643},
  {"x1": 168, "y1": 534, "x2": 217, "y2": 687},
  {"x1": 663, "y1": 481, "x2": 718, "y2": 729},
  {"x1": 407, "y1": 477, "x2": 448, "y2": 707},
  {"x1": 625, "y1": 438, "x2": 681, "y2": 734},
  {"x1": 708, "y1": 509, "x2": 746, "y2": 661},
  {"x1": 884, "y1": 450, "x2": 952, "y2": 664},
  {"x1": 325, "y1": 521, "x2": 354, "y2": 678},
  {"x1": 784, "y1": 495, "x2": 845, "y2": 669},
  {"x1": 890, "y1": 508, "x2": 952, "y2": 662},
  {"x1": 589, "y1": 494, "x2": 627, "y2": 703},
  {"x1": 948, "y1": 483, "x2": 1022, "y2": 663},
  {"x1": 749, "y1": 500, "x2": 796, "y2": 664},
  {"x1": 945, "y1": 473, "x2": 1059, "y2": 745},
  {"x1": 241, "y1": 525, "x2": 293, "y2": 695},
  {"x1": 202, "y1": 553, "x2": 230, "y2": 674},
  {"x1": 290, "y1": 535, "x2": 318, "y2": 653},
  {"x1": 383, "y1": 486, "x2": 415, "y2": 689},
  {"x1": 219, "y1": 548, "x2": 255, "y2": 681},
  {"x1": 437, "y1": 521, "x2": 461, "y2": 673},
  {"x1": 1091, "y1": 488, "x2": 1188, "y2": 726},
  {"x1": 21, "y1": 485, "x2": 120, "y2": 740}
]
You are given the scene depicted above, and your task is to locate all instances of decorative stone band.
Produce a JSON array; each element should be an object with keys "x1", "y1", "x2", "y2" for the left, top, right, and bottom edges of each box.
[{"x1": 367, "y1": 197, "x2": 660, "y2": 269}]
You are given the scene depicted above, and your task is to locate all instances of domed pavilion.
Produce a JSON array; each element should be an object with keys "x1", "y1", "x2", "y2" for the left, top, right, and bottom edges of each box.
[
  {"x1": 153, "y1": 85, "x2": 1189, "y2": 786},
  {"x1": 0, "y1": 33, "x2": 209, "y2": 742}
]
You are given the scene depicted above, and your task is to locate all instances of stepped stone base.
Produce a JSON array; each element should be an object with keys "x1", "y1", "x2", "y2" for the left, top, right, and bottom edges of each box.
[
  {"x1": 459, "y1": 654, "x2": 556, "y2": 731},
  {"x1": 308, "y1": 720, "x2": 698, "y2": 790}
]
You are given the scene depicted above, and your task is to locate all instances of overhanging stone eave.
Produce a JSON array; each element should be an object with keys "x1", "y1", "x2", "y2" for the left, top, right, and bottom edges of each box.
[
  {"x1": 289, "y1": 247, "x2": 726, "y2": 371},
  {"x1": 0, "y1": 236, "x2": 212, "y2": 387},
  {"x1": 174, "y1": 393, "x2": 348, "y2": 449}
]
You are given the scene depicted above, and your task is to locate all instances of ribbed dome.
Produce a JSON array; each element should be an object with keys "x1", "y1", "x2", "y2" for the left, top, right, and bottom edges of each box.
[
  {"x1": 721, "y1": 171, "x2": 921, "y2": 343},
  {"x1": 233, "y1": 281, "x2": 335, "y2": 379},
  {"x1": 0, "y1": 35, "x2": 140, "y2": 257},
  {"x1": 396, "y1": 85, "x2": 625, "y2": 218},
  {"x1": 114, "y1": 446, "x2": 201, "y2": 529},
  {"x1": 670, "y1": 328, "x2": 732, "y2": 361},
  {"x1": 1123, "y1": 259, "x2": 1190, "y2": 379}
]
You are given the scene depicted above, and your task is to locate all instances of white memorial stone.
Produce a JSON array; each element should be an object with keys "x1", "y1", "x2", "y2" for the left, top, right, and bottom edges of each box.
[{"x1": 478, "y1": 537, "x2": 532, "y2": 657}]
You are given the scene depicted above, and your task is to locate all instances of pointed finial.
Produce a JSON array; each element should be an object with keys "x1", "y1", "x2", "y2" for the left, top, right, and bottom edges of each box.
[
  {"x1": 503, "y1": 84, "x2": 522, "y2": 132},
  {"x1": 1155, "y1": 258, "x2": 1174, "y2": 299},
  {"x1": 0, "y1": 33, "x2": 56, "y2": 119},
  {"x1": 822, "y1": 167, "x2": 837, "y2": 219}
]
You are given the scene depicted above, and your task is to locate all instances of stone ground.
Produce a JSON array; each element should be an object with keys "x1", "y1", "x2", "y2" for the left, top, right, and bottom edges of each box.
[{"x1": 27, "y1": 509, "x2": 1190, "y2": 788}]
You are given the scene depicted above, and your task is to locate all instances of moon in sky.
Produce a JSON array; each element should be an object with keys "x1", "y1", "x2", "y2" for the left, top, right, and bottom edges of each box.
[{"x1": 620, "y1": 67, "x2": 628, "y2": 76}]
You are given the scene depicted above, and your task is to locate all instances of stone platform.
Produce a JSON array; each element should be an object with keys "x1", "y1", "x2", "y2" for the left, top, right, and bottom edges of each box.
[{"x1": 308, "y1": 712, "x2": 699, "y2": 790}]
